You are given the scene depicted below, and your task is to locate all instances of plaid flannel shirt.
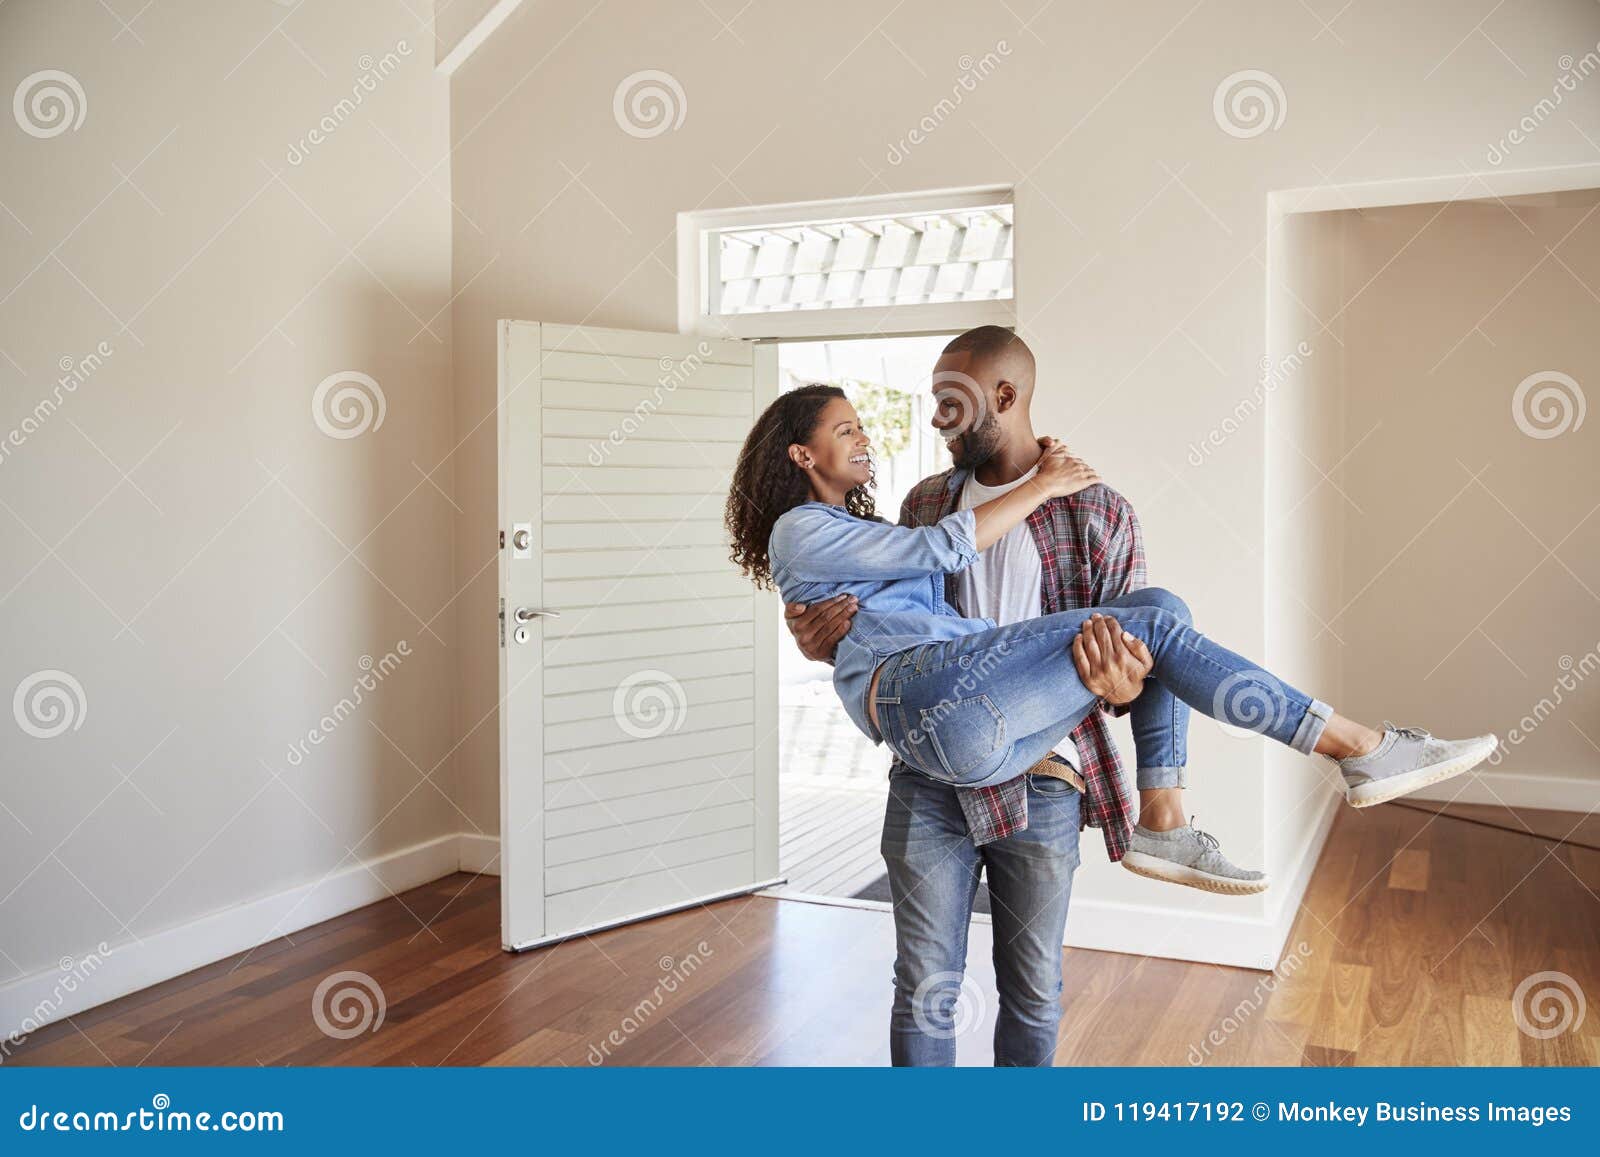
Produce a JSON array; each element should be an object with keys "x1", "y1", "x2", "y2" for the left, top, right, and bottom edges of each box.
[{"x1": 894, "y1": 469, "x2": 1146, "y2": 857}]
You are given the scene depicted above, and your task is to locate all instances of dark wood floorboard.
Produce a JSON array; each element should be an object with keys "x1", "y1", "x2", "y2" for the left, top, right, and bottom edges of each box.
[{"x1": 8, "y1": 802, "x2": 1597, "y2": 1066}]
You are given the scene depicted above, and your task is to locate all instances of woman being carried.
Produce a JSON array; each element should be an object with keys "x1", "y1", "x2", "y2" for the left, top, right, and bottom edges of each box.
[{"x1": 726, "y1": 385, "x2": 1497, "y2": 892}]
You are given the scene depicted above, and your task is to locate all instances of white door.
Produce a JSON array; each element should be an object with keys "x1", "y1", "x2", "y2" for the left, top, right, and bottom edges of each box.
[{"x1": 498, "y1": 321, "x2": 780, "y2": 951}]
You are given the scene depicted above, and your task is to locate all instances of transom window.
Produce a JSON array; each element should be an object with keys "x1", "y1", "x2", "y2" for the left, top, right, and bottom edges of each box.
[
  {"x1": 717, "y1": 203, "x2": 1012, "y2": 315},
  {"x1": 678, "y1": 186, "x2": 1016, "y2": 339}
]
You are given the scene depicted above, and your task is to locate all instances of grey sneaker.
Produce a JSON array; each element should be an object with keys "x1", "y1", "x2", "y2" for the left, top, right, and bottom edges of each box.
[
  {"x1": 1121, "y1": 819, "x2": 1268, "y2": 895},
  {"x1": 1338, "y1": 723, "x2": 1498, "y2": 808}
]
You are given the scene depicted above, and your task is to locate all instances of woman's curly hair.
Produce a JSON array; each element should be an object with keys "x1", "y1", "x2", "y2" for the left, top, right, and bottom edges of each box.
[{"x1": 725, "y1": 383, "x2": 877, "y2": 589}]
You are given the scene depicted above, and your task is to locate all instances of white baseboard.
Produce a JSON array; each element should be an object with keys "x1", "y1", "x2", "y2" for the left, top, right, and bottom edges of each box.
[
  {"x1": 457, "y1": 832, "x2": 501, "y2": 876},
  {"x1": 1065, "y1": 898, "x2": 1278, "y2": 970},
  {"x1": 1264, "y1": 789, "x2": 1344, "y2": 953},
  {"x1": 0, "y1": 832, "x2": 464, "y2": 1045},
  {"x1": 1405, "y1": 768, "x2": 1597, "y2": 813}
]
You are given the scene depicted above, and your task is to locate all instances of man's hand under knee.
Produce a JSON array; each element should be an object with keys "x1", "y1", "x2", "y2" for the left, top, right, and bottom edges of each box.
[
  {"x1": 1072, "y1": 613, "x2": 1153, "y2": 706},
  {"x1": 783, "y1": 594, "x2": 857, "y2": 664}
]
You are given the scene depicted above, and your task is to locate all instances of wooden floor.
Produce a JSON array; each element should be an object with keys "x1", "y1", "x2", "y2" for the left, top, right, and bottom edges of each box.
[{"x1": 10, "y1": 801, "x2": 1599, "y2": 1066}]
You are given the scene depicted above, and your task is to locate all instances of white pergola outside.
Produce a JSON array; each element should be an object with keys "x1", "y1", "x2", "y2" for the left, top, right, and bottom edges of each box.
[{"x1": 678, "y1": 185, "x2": 1017, "y2": 339}]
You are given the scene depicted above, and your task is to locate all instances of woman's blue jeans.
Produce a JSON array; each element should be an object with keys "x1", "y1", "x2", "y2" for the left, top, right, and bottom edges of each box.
[{"x1": 871, "y1": 588, "x2": 1333, "y2": 790}]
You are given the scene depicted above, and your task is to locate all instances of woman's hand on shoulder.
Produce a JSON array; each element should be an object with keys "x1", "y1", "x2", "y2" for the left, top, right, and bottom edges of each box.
[{"x1": 1033, "y1": 437, "x2": 1101, "y2": 499}]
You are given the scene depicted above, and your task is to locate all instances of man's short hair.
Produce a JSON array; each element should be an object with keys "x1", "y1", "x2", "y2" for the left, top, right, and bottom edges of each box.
[
  {"x1": 943, "y1": 325, "x2": 1025, "y2": 360},
  {"x1": 942, "y1": 326, "x2": 1035, "y2": 385}
]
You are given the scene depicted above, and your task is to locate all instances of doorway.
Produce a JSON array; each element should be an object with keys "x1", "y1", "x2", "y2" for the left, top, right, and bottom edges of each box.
[{"x1": 769, "y1": 333, "x2": 955, "y2": 902}]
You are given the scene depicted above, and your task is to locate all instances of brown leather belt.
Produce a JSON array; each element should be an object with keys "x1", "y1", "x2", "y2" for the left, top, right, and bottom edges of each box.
[{"x1": 1027, "y1": 754, "x2": 1086, "y2": 794}]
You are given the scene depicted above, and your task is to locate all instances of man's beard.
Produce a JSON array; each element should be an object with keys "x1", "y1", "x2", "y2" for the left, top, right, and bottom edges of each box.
[{"x1": 946, "y1": 414, "x2": 1003, "y2": 469}]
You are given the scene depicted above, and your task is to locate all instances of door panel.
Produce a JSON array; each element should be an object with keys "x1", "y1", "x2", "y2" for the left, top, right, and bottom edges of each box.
[
  {"x1": 544, "y1": 853, "x2": 755, "y2": 936},
  {"x1": 542, "y1": 379, "x2": 753, "y2": 416},
  {"x1": 546, "y1": 803, "x2": 755, "y2": 868},
  {"x1": 540, "y1": 649, "x2": 753, "y2": 697},
  {"x1": 543, "y1": 465, "x2": 733, "y2": 493},
  {"x1": 545, "y1": 779, "x2": 754, "y2": 838},
  {"x1": 544, "y1": 726, "x2": 756, "y2": 779},
  {"x1": 545, "y1": 674, "x2": 754, "y2": 723},
  {"x1": 544, "y1": 753, "x2": 751, "y2": 809},
  {"x1": 537, "y1": 349, "x2": 754, "y2": 389},
  {"x1": 542, "y1": 493, "x2": 729, "y2": 523},
  {"x1": 498, "y1": 321, "x2": 779, "y2": 950}
]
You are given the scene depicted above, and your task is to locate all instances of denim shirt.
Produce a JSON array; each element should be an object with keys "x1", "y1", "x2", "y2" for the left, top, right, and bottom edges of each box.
[{"x1": 768, "y1": 502, "x2": 995, "y2": 743}]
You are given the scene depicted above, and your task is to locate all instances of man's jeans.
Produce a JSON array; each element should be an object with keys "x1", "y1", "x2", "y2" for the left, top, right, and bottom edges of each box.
[
  {"x1": 872, "y1": 587, "x2": 1333, "y2": 791},
  {"x1": 881, "y1": 768, "x2": 1081, "y2": 1066}
]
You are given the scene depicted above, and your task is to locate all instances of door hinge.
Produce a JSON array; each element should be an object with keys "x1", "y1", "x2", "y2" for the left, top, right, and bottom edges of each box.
[{"x1": 498, "y1": 597, "x2": 506, "y2": 648}]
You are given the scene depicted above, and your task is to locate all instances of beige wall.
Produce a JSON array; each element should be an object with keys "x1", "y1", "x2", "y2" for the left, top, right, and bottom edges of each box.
[
  {"x1": 1337, "y1": 194, "x2": 1600, "y2": 789},
  {"x1": 5, "y1": 0, "x2": 1599, "y2": 995},
  {"x1": 446, "y1": 0, "x2": 1600, "y2": 945},
  {"x1": 435, "y1": 0, "x2": 508, "y2": 67},
  {"x1": 0, "y1": 0, "x2": 455, "y2": 981}
]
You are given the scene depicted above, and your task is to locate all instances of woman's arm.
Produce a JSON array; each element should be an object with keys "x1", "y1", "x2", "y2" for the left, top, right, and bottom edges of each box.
[
  {"x1": 771, "y1": 506, "x2": 986, "y2": 583},
  {"x1": 970, "y1": 472, "x2": 1052, "y2": 551},
  {"x1": 771, "y1": 441, "x2": 1100, "y2": 585},
  {"x1": 970, "y1": 438, "x2": 1099, "y2": 550}
]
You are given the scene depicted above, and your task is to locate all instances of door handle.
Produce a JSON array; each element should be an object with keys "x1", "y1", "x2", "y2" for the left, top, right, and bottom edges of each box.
[{"x1": 514, "y1": 607, "x2": 561, "y2": 623}]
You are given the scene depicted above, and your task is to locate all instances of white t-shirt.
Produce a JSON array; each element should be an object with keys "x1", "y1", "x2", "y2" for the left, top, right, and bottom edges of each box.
[{"x1": 950, "y1": 467, "x2": 1080, "y2": 769}]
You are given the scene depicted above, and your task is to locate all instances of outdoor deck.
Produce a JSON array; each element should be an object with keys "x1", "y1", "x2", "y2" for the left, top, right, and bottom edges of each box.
[
  {"x1": 776, "y1": 779, "x2": 889, "y2": 898},
  {"x1": 774, "y1": 688, "x2": 890, "y2": 900}
]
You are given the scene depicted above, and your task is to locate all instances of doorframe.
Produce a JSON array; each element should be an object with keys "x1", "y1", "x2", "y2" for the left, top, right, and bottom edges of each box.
[
  {"x1": 1250, "y1": 159, "x2": 1600, "y2": 972},
  {"x1": 749, "y1": 328, "x2": 972, "y2": 912},
  {"x1": 1267, "y1": 160, "x2": 1600, "y2": 220}
]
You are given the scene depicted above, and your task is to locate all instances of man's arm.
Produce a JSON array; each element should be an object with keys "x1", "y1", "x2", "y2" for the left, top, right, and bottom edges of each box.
[
  {"x1": 1072, "y1": 613, "x2": 1153, "y2": 706},
  {"x1": 783, "y1": 595, "x2": 856, "y2": 664},
  {"x1": 1082, "y1": 488, "x2": 1149, "y2": 710}
]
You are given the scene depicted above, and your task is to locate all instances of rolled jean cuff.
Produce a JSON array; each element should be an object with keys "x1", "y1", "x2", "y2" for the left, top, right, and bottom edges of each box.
[
  {"x1": 1290, "y1": 699, "x2": 1334, "y2": 756},
  {"x1": 1135, "y1": 765, "x2": 1186, "y2": 790}
]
